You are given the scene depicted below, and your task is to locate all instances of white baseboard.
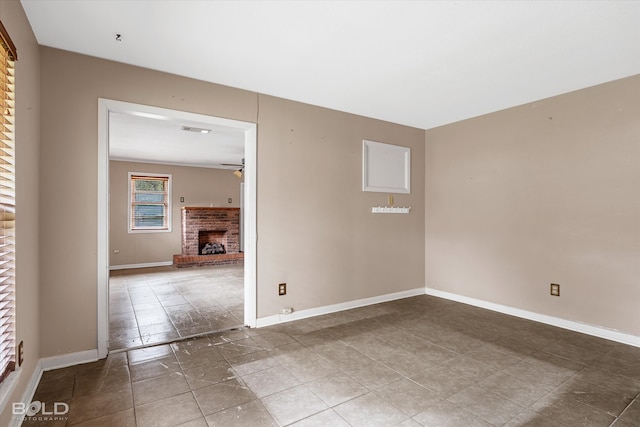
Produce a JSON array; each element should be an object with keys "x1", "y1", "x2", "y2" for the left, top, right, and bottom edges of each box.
[
  {"x1": 425, "y1": 287, "x2": 640, "y2": 348},
  {"x1": 0, "y1": 370, "x2": 22, "y2": 423},
  {"x1": 256, "y1": 287, "x2": 425, "y2": 328},
  {"x1": 6, "y1": 350, "x2": 98, "y2": 427},
  {"x1": 6, "y1": 360, "x2": 43, "y2": 427},
  {"x1": 109, "y1": 261, "x2": 173, "y2": 271},
  {"x1": 40, "y1": 349, "x2": 99, "y2": 372}
]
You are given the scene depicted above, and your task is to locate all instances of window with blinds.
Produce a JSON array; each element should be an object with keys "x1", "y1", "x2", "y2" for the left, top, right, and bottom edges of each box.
[
  {"x1": 0, "y1": 21, "x2": 17, "y2": 385},
  {"x1": 129, "y1": 173, "x2": 171, "y2": 232}
]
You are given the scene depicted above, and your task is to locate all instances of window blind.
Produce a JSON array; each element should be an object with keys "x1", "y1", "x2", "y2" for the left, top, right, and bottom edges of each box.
[{"x1": 0, "y1": 20, "x2": 17, "y2": 384}]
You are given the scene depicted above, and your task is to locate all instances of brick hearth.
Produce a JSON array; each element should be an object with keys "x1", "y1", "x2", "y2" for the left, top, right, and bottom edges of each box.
[{"x1": 173, "y1": 207, "x2": 243, "y2": 268}]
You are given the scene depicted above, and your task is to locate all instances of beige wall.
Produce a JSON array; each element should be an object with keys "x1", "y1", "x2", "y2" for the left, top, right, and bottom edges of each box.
[
  {"x1": 257, "y1": 95, "x2": 425, "y2": 317},
  {"x1": 0, "y1": 0, "x2": 40, "y2": 424},
  {"x1": 109, "y1": 161, "x2": 241, "y2": 266},
  {"x1": 39, "y1": 47, "x2": 256, "y2": 357},
  {"x1": 425, "y1": 75, "x2": 640, "y2": 336},
  {"x1": 39, "y1": 47, "x2": 425, "y2": 357}
]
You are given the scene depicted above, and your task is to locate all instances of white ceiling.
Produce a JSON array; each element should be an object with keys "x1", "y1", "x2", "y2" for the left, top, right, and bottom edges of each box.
[
  {"x1": 21, "y1": 0, "x2": 640, "y2": 165},
  {"x1": 108, "y1": 111, "x2": 246, "y2": 169}
]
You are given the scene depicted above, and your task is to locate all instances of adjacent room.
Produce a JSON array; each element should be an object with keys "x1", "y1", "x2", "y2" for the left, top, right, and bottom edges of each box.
[
  {"x1": 107, "y1": 108, "x2": 249, "y2": 350},
  {"x1": 1, "y1": 1, "x2": 639, "y2": 426}
]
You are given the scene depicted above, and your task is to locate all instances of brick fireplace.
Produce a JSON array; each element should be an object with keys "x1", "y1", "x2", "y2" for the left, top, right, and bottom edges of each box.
[{"x1": 173, "y1": 207, "x2": 244, "y2": 267}]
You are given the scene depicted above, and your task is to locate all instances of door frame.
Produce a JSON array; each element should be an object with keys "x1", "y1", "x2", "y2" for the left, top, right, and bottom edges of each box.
[{"x1": 97, "y1": 98, "x2": 258, "y2": 357}]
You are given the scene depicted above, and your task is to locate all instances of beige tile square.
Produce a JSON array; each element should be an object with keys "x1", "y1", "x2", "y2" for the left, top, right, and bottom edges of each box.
[
  {"x1": 68, "y1": 408, "x2": 135, "y2": 427},
  {"x1": 192, "y1": 378, "x2": 256, "y2": 415},
  {"x1": 33, "y1": 377, "x2": 74, "y2": 402},
  {"x1": 438, "y1": 355, "x2": 497, "y2": 381},
  {"x1": 463, "y1": 345, "x2": 523, "y2": 370},
  {"x1": 477, "y1": 371, "x2": 553, "y2": 407},
  {"x1": 269, "y1": 342, "x2": 315, "y2": 365},
  {"x1": 136, "y1": 314, "x2": 172, "y2": 327},
  {"x1": 127, "y1": 344, "x2": 174, "y2": 364},
  {"x1": 171, "y1": 339, "x2": 225, "y2": 370},
  {"x1": 183, "y1": 360, "x2": 237, "y2": 390},
  {"x1": 374, "y1": 378, "x2": 441, "y2": 417},
  {"x1": 526, "y1": 390, "x2": 617, "y2": 426},
  {"x1": 205, "y1": 400, "x2": 277, "y2": 427},
  {"x1": 132, "y1": 372, "x2": 190, "y2": 405},
  {"x1": 129, "y1": 354, "x2": 181, "y2": 382},
  {"x1": 617, "y1": 399, "x2": 640, "y2": 426},
  {"x1": 305, "y1": 373, "x2": 368, "y2": 407},
  {"x1": 241, "y1": 365, "x2": 301, "y2": 398},
  {"x1": 283, "y1": 353, "x2": 335, "y2": 383},
  {"x1": 413, "y1": 401, "x2": 493, "y2": 427},
  {"x1": 342, "y1": 358, "x2": 402, "y2": 389},
  {"x1": 73, "y1": 364, "x2": 131, "y2": 396},
  {"x1": 334, "y1": 392, "x2": 408, "y2": 427},
  {"x1": 289, "y1": 408, "x2": 350, "y2": 427},
  {"x1": 67, "y1": 383, "x2": 133, "y2": 425},
  {"x1": 218, "y1": 337, "x2": 263, "y2": 360},
  {"x1": 447, "y1": 384, "x2": 525, "y2": 425},
  {"x1": 250, "y1": 331, "x2": 297, "y2": 349},
  {"x1": 228, "y1": 349, "x2": 280, "y2": 376},
  {"x1": 135, "y1": 392, "x2": 202, "y2": 427},
  {"x1": 261, "y1": 384, "x2": 328, "y2": 426},
  {"x1": 138, "y1": 321, "x2": 177, "y2": 336}
]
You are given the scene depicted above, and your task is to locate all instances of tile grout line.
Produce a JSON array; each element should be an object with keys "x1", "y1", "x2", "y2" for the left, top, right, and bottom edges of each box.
[
  {"x1": 110, "y1": 325, "x2": 249, "y2": 355},
  {"x1": 608, "y1": 391, "x2": 640, "y2": 427}
]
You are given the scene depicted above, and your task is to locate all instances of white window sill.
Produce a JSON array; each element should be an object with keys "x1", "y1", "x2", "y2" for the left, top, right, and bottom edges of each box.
[{"x1": 127, "y1": 228, "x2": 172, "y2": 234}]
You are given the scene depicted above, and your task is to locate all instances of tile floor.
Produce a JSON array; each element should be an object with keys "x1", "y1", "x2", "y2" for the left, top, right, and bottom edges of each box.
[
  {"x1": 109, "y1": 265, "x2": 244, "y2": 350},
  {"x1": 24, "y1": 295, "x2": 640, "y2": 426}
]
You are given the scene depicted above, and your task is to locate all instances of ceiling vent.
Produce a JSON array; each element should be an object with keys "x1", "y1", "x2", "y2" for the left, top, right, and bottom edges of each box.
[{"x1": 181, "y1": 126, "x2": 211, "y2": 134}]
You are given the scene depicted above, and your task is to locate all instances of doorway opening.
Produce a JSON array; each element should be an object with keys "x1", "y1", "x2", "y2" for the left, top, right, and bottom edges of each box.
[{"x1": 97, "y1": 99, "x2": 257, "y2": 357}]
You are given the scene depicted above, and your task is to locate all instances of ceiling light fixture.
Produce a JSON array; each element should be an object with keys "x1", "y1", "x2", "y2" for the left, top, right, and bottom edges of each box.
[{"x1": 181, "y1": 126, "x2": 211, "y2": 134}]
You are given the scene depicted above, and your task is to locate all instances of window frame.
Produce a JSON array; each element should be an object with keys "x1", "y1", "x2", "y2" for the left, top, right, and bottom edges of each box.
[{"x1": 128, "y1": 172, "x2": 172, "y2": 233}]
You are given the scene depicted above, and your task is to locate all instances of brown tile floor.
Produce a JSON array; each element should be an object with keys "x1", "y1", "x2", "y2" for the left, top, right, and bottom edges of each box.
[
  {"x1": 24, "y1": 295, "x2": 640, "y2": 426},
  {"x1": 109, "y1": 265, "x2": 244, "y2": 350}
]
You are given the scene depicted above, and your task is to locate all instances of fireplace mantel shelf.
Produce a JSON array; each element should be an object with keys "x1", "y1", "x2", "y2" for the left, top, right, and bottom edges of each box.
[{"x1": 181, "y1": 206, "x2": 239, "y2": 210}]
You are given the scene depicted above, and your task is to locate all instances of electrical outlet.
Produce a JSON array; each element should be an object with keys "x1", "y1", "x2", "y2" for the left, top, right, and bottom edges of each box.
[
  {"x1": 550, "y1": 283, "x2": 560, "y2": 296},
  {"x1": 113, "y1": 249, "x2": 120, "y2": 254},
  {"x1": 278, "y1": 283, "x2": 286, "y2": 296},
  {"x1": 282, "y1": 307, "x2": 293, "y2": 315}
]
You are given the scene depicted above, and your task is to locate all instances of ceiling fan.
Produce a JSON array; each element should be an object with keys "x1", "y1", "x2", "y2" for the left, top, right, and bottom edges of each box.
[{"x1": 222, "y1": 158, "x2": 244, "y2": 178}]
